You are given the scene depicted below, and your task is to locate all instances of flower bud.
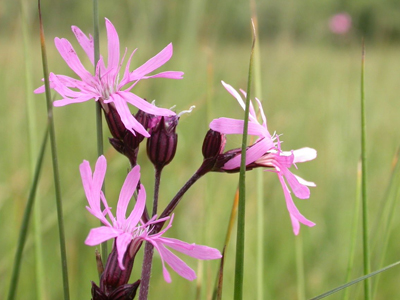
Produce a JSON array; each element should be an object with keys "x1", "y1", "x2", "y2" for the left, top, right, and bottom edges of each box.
[
  {"x1": 146, "y1": 115, "x2": 179, "y2": 170},
  {"x1": 106, "y1": 107, "x2": 151, "y2": 166},
  {"x1": 99, "y1": 240, "x2": 142, "y2": 297},
  {"x1": 202, "y1": 129, "x2": 226, "y2": 160}
]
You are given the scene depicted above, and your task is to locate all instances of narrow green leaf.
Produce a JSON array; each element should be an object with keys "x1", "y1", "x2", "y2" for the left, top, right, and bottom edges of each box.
[
  {"x1": 233, "y1": 21, "x2": 256, "y2": 300},
  {"x1": 309, "y1": 261, "x2": 400, "y2": 300},
  {"x1": 38, "y1": 2, "x2": 70, "y2": 299},
  {"x1": 372, "y1": 148, "x2": 400, "y2": 297},
  {"x1": 92, "y1": 0, "x2": 107, "y2": 260},
  {"x1": 7, "y1": 128, "x2": 48, "y2": 300},
  {"x1": 20, "y1": 0, "x2": 46, "y2": 298},
  {"x1": 342, "y1": 160, "x2": 362, "y2": 300},
  {"x1": 360, "y1": 40, "x2": 371, "y2": 299},
  {"x1": 212, "y1": 189, "x2": 239, "y2": 300}
]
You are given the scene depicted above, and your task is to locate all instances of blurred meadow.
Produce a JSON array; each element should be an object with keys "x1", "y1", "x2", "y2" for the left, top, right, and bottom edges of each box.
[{"x1": 1, "y1": 0, "x2": 400, "y2": 299}]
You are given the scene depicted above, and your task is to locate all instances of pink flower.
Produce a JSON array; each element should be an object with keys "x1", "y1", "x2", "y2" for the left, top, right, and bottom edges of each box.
[
  {"x1": 210, "y1": 81, "x2": 316, "y2": 235},
  {"x1": 80, "y1": 155, "x2": 221, "y2": 282},
  {"x1": 329, "y1": 13, "x2": 352, "y2": 35},
  {"x1": 35, "y1": 18, "x2": 183, "y2": 137}
]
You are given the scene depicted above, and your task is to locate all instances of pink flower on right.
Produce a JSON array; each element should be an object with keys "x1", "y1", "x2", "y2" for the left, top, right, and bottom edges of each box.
[
  {"x1": 329, "y1": 13, "x2": 352, "y2": 35},
  {"x1": 210, "y1": 81, "x2": 317, "y2": 235}
]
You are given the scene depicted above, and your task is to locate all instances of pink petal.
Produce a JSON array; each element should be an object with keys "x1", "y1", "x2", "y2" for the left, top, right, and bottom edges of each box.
[
  {"x1": 290, "y1": 214, "x2": 301, "y2": 235},
  {"x1": 92, "y1": 155, "x2": 107, "y2": 201},
  {"x1": 105, "y1": 18, "x2": 120, "y2": 71},
  {"x1": 294, "y1": 174, "x2": 316, "y2": 187},
  {"x1": 72, "y1": 25, "x2": 94, "y2": 65},
  {"x1": 126, "y1": 184, "x2": 147, "y2": 225},
  {"x1": 224, "y1": 138, "x2": 274, "y2": 169},
  {"x1": 160, "y1": 238, "x2": 222, "y2": 260},
  {"x1": 147, "y1": 240, "x2": 172, "y2": 283},
  {"x1": 116, "y1": 165, "x2": 141, "y2": 221},
  {"x1": 281, "y1": 168, "x2": 310, "y2": 199},
  {"x1": 80, "y1": 160, "x2": 94, "y2": 204},
  {"x1": 54, "y1": 37, "x2": 92, "y2": 82},
  {"x1": 154, "y1": 241, "x2": 197, "y2": 281},
  {"x1": 120, "y1": 91, "x2": 175, "y2": 117},
  {"x1": 255, "y1": 98, "x2": 268, "y2": 130},
  {"x1": 209, "y1": 118, "x2": 266, "y2": 136},
  {"x1": 116, "y1": 232, "x2": 133, "y2": 270},
  {"x1": 140, "y1": 71, "x2": 184, "y2": 80},
  {"x1": 111, "y1": 93, "x2": 150, "y2": 137},
  {"x1": 129, "y1": 43, "x2": 174, "y2": 80},
  {"x1": 293, "y1": 147, "x2": 317, "y2": 163},
  {"x1": 85, "y1": 226, "x2": 120, "y2": 246},
  {"x1": 278, "y1": 175, "x2": 315, "y2": 233},
  {"x1": 221, "y1": 81, "x2": 245, "y2": 110}
]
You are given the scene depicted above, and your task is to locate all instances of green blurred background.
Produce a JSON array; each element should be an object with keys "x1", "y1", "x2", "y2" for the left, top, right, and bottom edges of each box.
[{"x1": 1, "y1": 0, "x2": 400, "y2": 299}]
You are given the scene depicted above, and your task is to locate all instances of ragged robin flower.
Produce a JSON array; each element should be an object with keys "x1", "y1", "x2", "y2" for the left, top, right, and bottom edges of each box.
[
  {"x1": 210, "y1": 81, "x2": 317, "y2": 235},
  {"x1": 80, "y1": 155, "x2": 222, "y2": 283},
  {"x1": 35, "y1": 18, "x2": 183, "y2": 137}
]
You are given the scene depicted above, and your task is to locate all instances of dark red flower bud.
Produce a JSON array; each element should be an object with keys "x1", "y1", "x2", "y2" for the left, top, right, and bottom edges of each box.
[
  {"x1": 97, "y1": 239, "x2": 142, "y2": 297},
  {"x1": 105, "y1": 106, "x2": 152, "y2": 166},
  {"x1": 146, "y1": 115, "x2": 179, "y2": 170},
  {"x1": 92, "y1": 281, "x2": 140, "y2": 300},
  {"x1": 202, "y1": 129, "x2": 226, "y2": 160}
]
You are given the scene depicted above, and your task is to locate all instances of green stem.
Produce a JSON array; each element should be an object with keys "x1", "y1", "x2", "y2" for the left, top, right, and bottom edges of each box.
[
  {"x1": 20, "y1": 0, "x2": 45, "y2": 299},
  {"x1": 342, "y1": 161, "x2": 362, "y2": 300},
  {"x1": 295, "y1": 235, "x2": 305, "y2": 300},
  {"x1": 92, "y1": 0, "x2": 107, "y2": 260},
  {"x1": 360, "y1": 40, "x2": 371, "y2": 300},
  {"x1": 38, "y1": 2, "x2": 70, "y2": 299},
  {"x1": 233, "y1": 22, "x2": 255, "y2": 300},
  {"x1": 7, "y1": 128, "x2": 48, "y2": 300}
]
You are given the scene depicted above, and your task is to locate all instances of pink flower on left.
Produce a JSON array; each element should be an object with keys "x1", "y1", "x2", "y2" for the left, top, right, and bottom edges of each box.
[
  {"x1": 80, "y1": 155, "x2": 222, "y2": 282},
  {"x1": 35, "y1": 18, "x2": 183, "y2": 137}
]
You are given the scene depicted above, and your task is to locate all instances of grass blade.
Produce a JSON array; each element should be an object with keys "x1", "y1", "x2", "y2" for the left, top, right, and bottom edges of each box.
[
  {"x1": 360, "y1": 40, "x2": 371, "y2": 299},
  {"x1": 212, "y1": 189, "x2": 239, "y2": 300},
  {"x1": 233, "y1": 21, "x2": 256, "y2": 300},
  {"x1": 7, "y1": 127, "x2": 48, "y2": 300},
  {"x1": 20, "y1": 0, "x2": 46, "y2": 298},
  {"x1": 249, "y1": 3, "x2": 265, "y2": 299},
  {"x1": 37, "y1": 2, "x2": 70, "y2": 299},
  {"x1": 372, "y1": 148, "x2": 400, "y2": 297},
  {"x1": 92, "y1": 0, "x2": 107, "y2": 260},
  {"x1": 342, "y1": 160, "x2": 362, "y2": 300},
  {"x1": 309, "y1": 261, "x2": 400, "y2": 300}
]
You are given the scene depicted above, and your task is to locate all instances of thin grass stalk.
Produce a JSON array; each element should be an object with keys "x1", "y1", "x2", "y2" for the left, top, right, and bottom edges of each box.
[
  {"x1": 7, "y1": 128, "x2": 48, "y2": 300},
  {"x1": 372, "y1": 148, "x2": 400, "y2": 298},
  {"x1": 92, "y1": 0, "x2": 107, "y2": 260},
  {"x1": 342, "y1": 160, "x2": 362, "y2": 300},
  {"x1": 212, "y1": 189, "x2": 239, "y2": 300},
  {"x1": 250, "y1": 4, "x2": 265, "y2": 299},
  {"x1": 233, "y1": 21, "x2": 256, "y2": 300},
  {"x1": 20, "y1": 0, "x2": 45, "y2": 299},
  {"x1": 309, "y1": 261, "x2": 400, "y2": 300},
  {"x1": 360, "y1": 40, "x2": 371, "y2": 300},
  {"x1": 38, "y1": 2, "x2": 70, "y2": 299}
]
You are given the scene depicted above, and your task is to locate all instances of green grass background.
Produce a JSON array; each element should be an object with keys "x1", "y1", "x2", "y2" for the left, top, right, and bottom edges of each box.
[{"x1": 1, "y1": 0, "x2": 400, "y2": 299}]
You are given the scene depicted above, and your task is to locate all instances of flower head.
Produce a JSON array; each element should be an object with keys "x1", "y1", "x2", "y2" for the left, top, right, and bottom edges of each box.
[
  {"x1": 329, "y1": 13, "x2": 352, "y2": 35},
  {"x1": 35, "y1": 18, "x2": 183, "y2": 137},
  {"x1": 81, "y1": 155, "x2": 221, "y2": 282},
  {"x1": 210, "y1": 81, "x2": 317, "y2": 235}
]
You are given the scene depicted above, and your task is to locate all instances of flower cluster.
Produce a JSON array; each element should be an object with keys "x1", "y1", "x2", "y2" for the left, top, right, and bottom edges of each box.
[{"x1": 37, "y1": 17, "x2": 317, "y2": 300}]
